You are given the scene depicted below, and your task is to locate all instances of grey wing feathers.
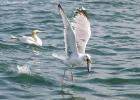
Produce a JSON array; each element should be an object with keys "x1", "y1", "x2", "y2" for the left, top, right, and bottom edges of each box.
[
  {"x1": 73, "y1": 7, "x2": 91, "y2": 54},
  {"x1": 58, "y1": 4, "x2": 78, "y2": 57}
]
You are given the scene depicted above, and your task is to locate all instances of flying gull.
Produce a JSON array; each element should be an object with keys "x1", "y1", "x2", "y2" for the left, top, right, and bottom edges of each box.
[{"x1": 53, "y1": 4, "x2": 92, "y2": 73}]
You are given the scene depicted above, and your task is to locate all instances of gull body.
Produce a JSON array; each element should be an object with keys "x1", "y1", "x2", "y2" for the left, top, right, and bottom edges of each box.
[
  {"x1": 53, "y1": 4, "x2": 92, "y2": 72},
  {"x1": 11, "y1": 30, "x2": 42, "y2": 46}
]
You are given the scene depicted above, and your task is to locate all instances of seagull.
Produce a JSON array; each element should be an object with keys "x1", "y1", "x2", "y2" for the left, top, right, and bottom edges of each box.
[
  {"x1": 53, "y1": 4, "x2": 92, "y2": 72},
  {"x1": 11, "y1": 30, "x2": 43, "y2": 46}
]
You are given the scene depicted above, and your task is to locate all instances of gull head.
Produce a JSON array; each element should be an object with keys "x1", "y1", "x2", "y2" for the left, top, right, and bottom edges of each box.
[
  {"x1": 31, "y1": 29, "x2": 43, "y2": 46},
  {"x1": 82, "y1": 54, "x2": 91, "y2": 72}
]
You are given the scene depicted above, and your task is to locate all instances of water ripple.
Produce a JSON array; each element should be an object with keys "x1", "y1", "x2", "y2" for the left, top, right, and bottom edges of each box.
[{"x1": 0, "y1": 0, "x2": 139, "y2": 100}]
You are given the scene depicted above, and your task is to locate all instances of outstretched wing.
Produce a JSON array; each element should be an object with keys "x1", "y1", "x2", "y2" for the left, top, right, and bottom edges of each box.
[
  {"x1": 73, "y1": 7, "x2": 91, "y2": 54},
  {"x1": 58, "y1": 4, "x2": 78, "y2": 57}
]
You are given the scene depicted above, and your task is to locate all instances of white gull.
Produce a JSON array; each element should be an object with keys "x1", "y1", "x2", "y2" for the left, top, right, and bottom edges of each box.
[{"x1": 53, "y1": 4, "x2": 92, "y2": 72}]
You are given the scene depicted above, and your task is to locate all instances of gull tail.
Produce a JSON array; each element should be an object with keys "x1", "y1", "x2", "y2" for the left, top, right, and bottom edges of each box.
[{"x1": 52, "y1": 53, "x2": 66, "y2": 61}]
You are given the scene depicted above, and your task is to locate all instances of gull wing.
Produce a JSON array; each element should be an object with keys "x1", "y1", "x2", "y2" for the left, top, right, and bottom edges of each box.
[
  {"x1": 73, "y1": 7, "x2": 91, "y2": 54},
  {"x1": 58, "y1": 4, "x2": 78, "y2": 57}
]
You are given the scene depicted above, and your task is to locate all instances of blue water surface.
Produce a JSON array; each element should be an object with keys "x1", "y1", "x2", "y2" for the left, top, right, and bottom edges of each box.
[{"x1": 0, "y1": 0, "x2": 140, "y2": 100}]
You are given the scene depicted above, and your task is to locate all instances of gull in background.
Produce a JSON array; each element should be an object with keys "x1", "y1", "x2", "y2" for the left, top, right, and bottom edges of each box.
[
  {"x1": 53, "y1": 4, "x2": 92, "y2": 73},
  {"x1": 11, "y1": 30, "x2": 43, "y2": 46}
]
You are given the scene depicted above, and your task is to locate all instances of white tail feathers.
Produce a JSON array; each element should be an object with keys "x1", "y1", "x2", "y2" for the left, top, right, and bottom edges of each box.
[{"x1": 52, "y1": 53, "x2": 66, "y2": 61}]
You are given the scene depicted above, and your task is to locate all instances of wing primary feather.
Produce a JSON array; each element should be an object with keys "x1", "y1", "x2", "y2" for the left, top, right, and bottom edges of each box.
[
  {"x1": 58, "y1": 4, "x2": 78, "y2": 57},
  {"x1": 73, "y1": 7, "x2": 91, "y2": 54},
  {"x1": 75, "y1": 7, "x2": 89, "y2": 18}
]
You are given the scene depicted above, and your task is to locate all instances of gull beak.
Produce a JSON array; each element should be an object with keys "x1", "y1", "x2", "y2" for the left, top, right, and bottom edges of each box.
[
  {"x1": 35, "y1": 30, "x2": 45, "y2": 34},
  {"x1": 87, "y1": 58, "x2": 91, "y2": 72},
  {"x1": 39, "y1": 31, "x2": 47, "y2": 33},
  {"x1": 37, "y1": 30, "x2": 42, "y2": 33}
]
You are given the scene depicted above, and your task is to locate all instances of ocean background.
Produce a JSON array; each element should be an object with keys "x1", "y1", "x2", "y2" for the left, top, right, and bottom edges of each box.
[{"x1": 0, "y1": 0, "x2": 140, "y2": 100}]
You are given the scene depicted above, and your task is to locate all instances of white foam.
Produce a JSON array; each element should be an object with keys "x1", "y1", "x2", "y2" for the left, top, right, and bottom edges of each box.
[{"x1": 17, "y1": 65, "x2": 31, "y2": 75}]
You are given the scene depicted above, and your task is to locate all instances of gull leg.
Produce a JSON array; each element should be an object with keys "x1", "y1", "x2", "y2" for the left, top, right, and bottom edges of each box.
[
  {"x1": 61, "y1": 69, "x2": 66, "y2": 85},
  {"x1": 71, "y1": 71, "x2": 73, "y2": 81},
  {"x1": 70, "y1": 68, "x2": 74, "y2": 81}
]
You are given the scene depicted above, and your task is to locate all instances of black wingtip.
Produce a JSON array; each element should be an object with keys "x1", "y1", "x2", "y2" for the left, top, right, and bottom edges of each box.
[
  {"x1": 58, "y1": 4, "x2": 62, "y2": 9},
  {"x1": 58, "y1": 3, "x2": 65, "y2": 13},
  {"x1": 75, "y1": 7, "x2": 89, "y2": 18}
]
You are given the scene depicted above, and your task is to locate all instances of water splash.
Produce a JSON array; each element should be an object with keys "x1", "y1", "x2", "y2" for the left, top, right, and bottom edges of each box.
[{"x1": 17, "y1": 64, "x2": 31, "y2": 75}]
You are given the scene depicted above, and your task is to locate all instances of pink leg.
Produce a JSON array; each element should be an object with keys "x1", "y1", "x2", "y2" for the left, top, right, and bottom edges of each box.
[{"x1": 70, "y1": 71, "x2": 74, "y2": 81}]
